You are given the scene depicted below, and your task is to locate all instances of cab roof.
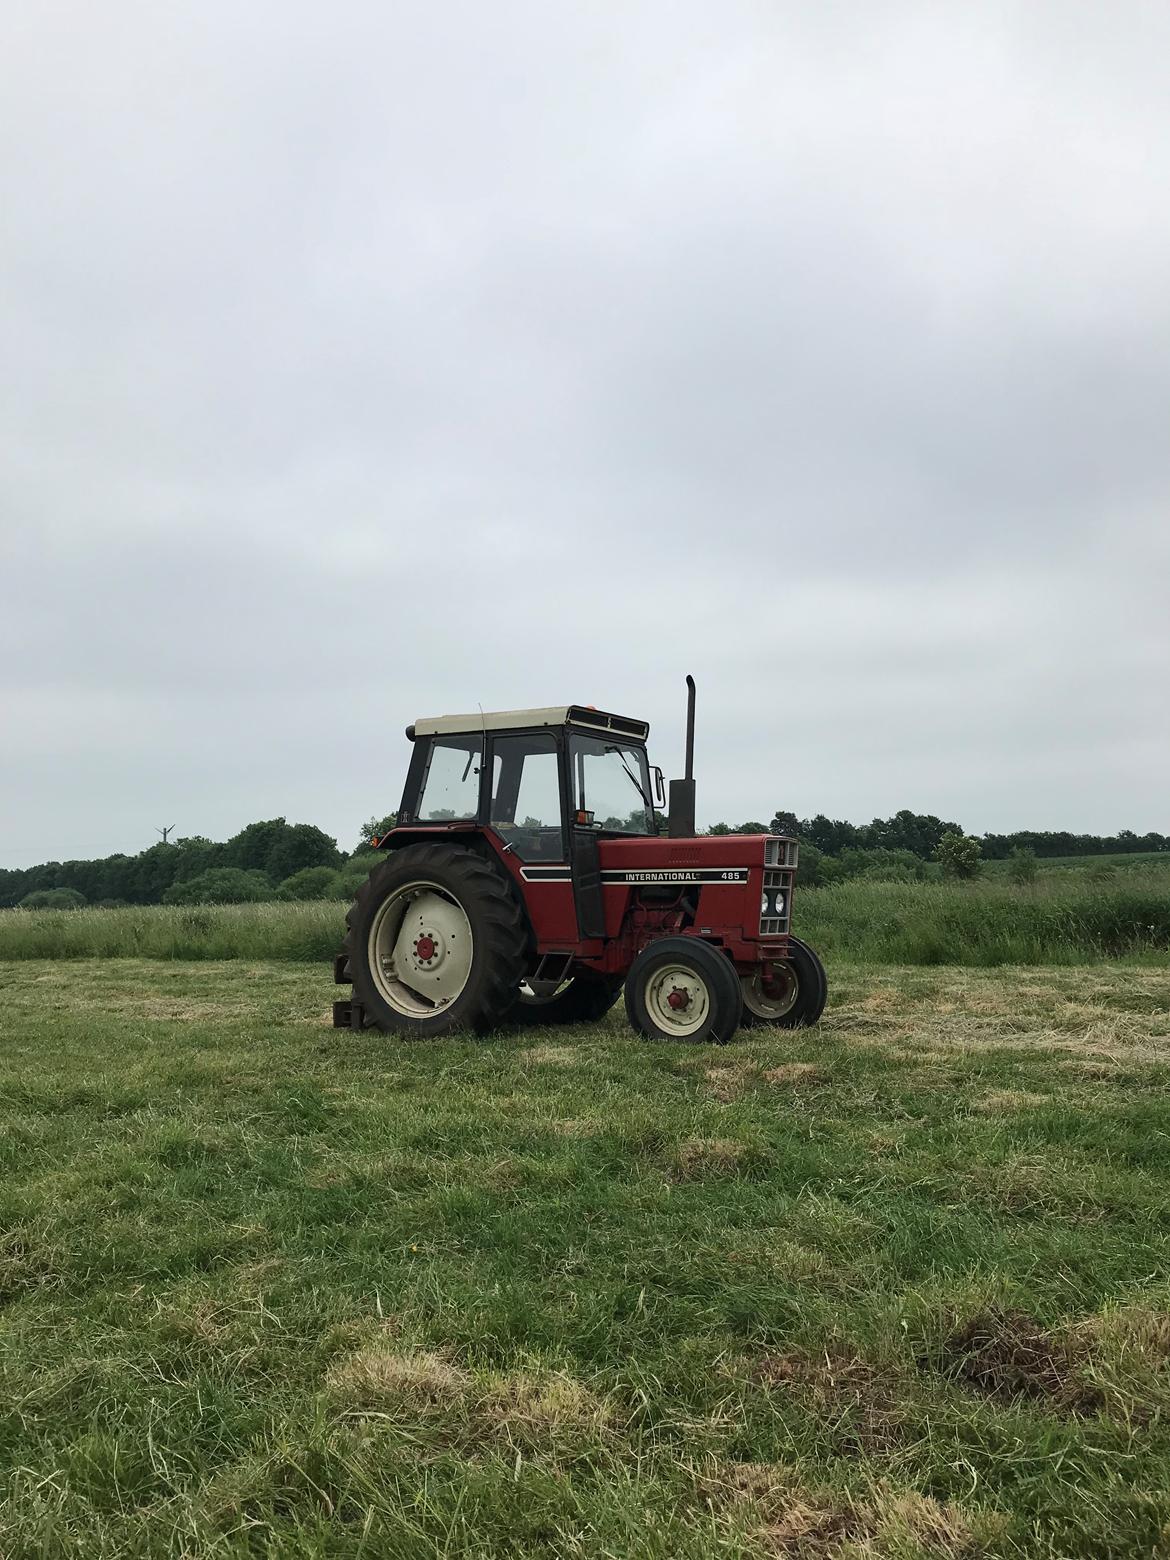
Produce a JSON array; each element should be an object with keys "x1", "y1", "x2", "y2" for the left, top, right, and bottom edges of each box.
[{"x1": 412, "y1": 705, "x2": 650, "y2": 741}]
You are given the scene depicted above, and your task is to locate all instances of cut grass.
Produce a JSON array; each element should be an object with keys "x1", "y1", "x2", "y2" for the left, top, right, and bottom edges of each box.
[
  {"x1": 3, "y1": 870, "x2": 1170, "y2": 966},
  {"x1": 2, "y1": 960, "x2": 1170, "y2": 1555}
]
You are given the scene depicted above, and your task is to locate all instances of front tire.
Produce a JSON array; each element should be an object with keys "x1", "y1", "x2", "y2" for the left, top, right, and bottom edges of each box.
[
  {"x1": 739, "y1": 936, "x2": 827, "y2": 1028},
  {"x1": 344, "y1": 844, "x2": 527, "y2": 1037},
  {"x1": 625, "y1": 938, "x2": 743, "y2": 1045}
]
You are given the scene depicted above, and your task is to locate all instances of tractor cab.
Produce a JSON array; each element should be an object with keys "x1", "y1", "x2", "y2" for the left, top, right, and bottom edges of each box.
[{"x1": 399, "y1": 705, "x2": 659, "y2": 848}]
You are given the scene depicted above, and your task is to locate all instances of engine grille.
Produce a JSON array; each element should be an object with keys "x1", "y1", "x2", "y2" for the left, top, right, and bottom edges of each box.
[{"x1": 760, "y1": 837, "x2": 798, "y2": 937}]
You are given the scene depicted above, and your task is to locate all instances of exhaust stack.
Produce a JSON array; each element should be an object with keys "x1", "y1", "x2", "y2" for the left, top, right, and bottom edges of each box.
[{"x1": 668, "y1": 674, "x2": 697, "y2": 838}]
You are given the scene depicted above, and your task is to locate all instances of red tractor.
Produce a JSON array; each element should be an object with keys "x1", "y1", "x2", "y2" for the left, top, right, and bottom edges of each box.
[{"x1": 333, "y1": 678, "x2": 826, "y2": 1043}]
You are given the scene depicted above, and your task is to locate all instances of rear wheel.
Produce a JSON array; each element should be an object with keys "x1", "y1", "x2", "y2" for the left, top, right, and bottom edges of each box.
[
  {"x1": 625, "y1": 938, "x2": 743, "y2": 1044},
  {"x1": 509, "y1": 971, "x2": 624, "y2": 1027},
  {"x1": 739, "y1": 936, "x2": 827, "y2": 1028},
  {"x1": 344, "y1": 844, "x2": 527, "y2": 1036}
]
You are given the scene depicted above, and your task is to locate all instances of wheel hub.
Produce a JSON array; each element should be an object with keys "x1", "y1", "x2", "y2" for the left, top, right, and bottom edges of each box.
[
  {"x1": 367, "y1": 883, "x2": 475, "y2": 1016},
  {"x1": 646, "y1": 965, "x2": 709, "y2": 1037}
]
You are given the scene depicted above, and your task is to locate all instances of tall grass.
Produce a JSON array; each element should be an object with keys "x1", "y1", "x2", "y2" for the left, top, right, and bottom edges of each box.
[
  {"x1": 797, "y1": 871, "x2": 1170, "y2": 966},
  {"x1": 0, "y1": 900, "x2": 343, "y2": 962},
  {"x1": 1, "y1": 872, "x2": 1168, "y2": 965}
]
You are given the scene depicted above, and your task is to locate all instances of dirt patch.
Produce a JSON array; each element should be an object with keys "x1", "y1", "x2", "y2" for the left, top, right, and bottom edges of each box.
[
  {"x1": 549, "y1": 1117, "x2": 603, "y2": 1137},
  {"x1": 973, "y1": 1089, "x2": 1051, "y2": 1113},
  {"x1": 749, "y1": 1347, "x2": 904, "y2": 1454},
  {"x1": 673, "y1": 1137, "x2": 747, "y2": 1180},
  {"x1": 326, "y1": 1345, "x2": 470, "y2": 1411},
  {"x1": 930, "y1": 1308, "x2": 1103, "y2": 1416},
  {"x1": 702, "y1": 1463, "x2": 982, "y2": 1558},
  {"x1": 483, "y1": 1371, "x2": 611, "y2": 1441},
  {"x1": 1075, "y1": 1304, "x2": 1170, "y2": 1363},
  {"x1": 705, "y1": 1064, "x2": 757, "y2": 1102},
  {"x1": 763, "y1": 1063, "x2": 825, "y2": 1087},
  {"x1": 522, "y1": 1045, "x2": 578, "y2": 1067},
  {"x1": 1061, "y1": 1059, "x2": 1121, "y2": 1080}
]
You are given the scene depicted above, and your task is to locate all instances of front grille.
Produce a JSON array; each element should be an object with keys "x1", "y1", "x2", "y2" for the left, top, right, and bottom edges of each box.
[
  {"x1": 760, "y1": 868, "x2": 793, "y2": 936},
  {"x1": 765, "y1": 837, "x2": 799, "y2": 868},
  {"x1": 760, "y1": 836, "x2": 798, "y2": 936}
]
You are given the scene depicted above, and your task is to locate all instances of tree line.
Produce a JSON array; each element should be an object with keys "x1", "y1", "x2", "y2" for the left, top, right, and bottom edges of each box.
[
  {"x1": 707, "y1": 810, "x2": 1168, "y2": 885},
  {"x1": 0, "y1": 816, "x2": 396, "y2": 910},
  {"x1": 2, "y1": 808, "x2": 1165, "y2": 909}
]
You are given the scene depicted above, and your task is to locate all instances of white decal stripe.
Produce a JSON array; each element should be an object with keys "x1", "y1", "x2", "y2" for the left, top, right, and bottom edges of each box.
[
  {"x1": 600, "y1": 868, "x2": 750, "y2": 884},
  {"x1": 519, "y1": 866, "x2": 751, "y2": 884}
]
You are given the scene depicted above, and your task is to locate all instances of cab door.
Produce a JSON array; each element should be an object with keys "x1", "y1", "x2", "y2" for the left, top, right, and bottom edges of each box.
[{"x1": 487, "y1": 732, "x2": 580, "y2": 945}]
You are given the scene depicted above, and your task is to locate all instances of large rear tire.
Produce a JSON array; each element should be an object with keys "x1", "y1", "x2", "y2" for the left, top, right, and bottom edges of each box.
[
  {"x1": 344, "y1": 844, "x2": 528, "y2": 1037},
  {"x1": 739, "y1": 936, "x2": 827, "y2": 1029},
  {"x1": 625, "y1": 938, "x2": 743, "y2": 1045},
  {"x1": 508, "y1": 971, "x2": 624, "y2": 1028}
]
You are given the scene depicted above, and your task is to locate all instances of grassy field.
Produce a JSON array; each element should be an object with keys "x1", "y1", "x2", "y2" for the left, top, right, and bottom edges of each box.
[
  {"x1": 2, "y1": 959, "x2": 1170, "y2": 1556},
  {"x1": 1, "y1": 871, "x2": 1169, "y2": 967},
  {"x1": 981, "y1": 852, "x2": 1170, "y2": 878}
]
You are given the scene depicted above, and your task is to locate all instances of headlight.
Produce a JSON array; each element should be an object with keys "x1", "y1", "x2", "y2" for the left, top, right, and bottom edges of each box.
[
  {"x1": 761, "y1": 892, "x2": 769, "y2": 915},
  {"x1": 772, "y1": 891, "x2": 785, "y2": 918}
]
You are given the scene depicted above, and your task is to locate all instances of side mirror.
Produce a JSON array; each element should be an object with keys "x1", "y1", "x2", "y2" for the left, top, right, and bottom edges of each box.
[{"x1": 652, "y1": 766, "x2": 667, "y2": 809}]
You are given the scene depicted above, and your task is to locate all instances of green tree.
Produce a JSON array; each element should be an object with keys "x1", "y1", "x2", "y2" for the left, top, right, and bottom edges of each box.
[
  {"x1": 934, "y1": 831, "x2": 982, "y2": 880},
  {"x1": 354, "y1": 815, "x2": 398, "y2": 854},
  {"x1": 224, "y1": 819, "x2": 341, "y2": 881}
]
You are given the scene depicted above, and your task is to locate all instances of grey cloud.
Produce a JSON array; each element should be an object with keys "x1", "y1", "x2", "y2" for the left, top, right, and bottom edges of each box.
[{"x1": 2, "y1": 0, "x2": 1168, "y2": 863}]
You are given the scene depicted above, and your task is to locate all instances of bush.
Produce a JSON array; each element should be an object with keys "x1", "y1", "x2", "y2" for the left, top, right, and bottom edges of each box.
[
  {"x1": 934, "y1": 831, "x2": 982, "y2": 880},
  {"x1": 334, "y1": 859, "x2": 375, "y2": 900},
  {"x1": 1008, "y1": 847, "x2": 1038, "y2": 886},
  {"x1": 162, "y1": 869, "x2": 276, "y2": 906},
  {"x1": 19, "y1": 887, "x2": 87, "y2": 910},
  {"x1": 834, "y1": 847, "x2": 930, "y2": 882},
  {"x1": 278, "y1": 866, "x2": 341, "y2": 901}
]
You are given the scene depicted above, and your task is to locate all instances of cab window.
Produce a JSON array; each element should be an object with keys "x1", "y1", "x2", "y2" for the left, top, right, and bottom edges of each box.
[
  {"x1": 418, "y1": 736, "x2": 482, "y2": 820},
  {"x1": 490, "y1": 733, "x2": 564, "y2": 861},
  {"x1": 569, "y1": 734, "x2": 655, "y2": 834}
]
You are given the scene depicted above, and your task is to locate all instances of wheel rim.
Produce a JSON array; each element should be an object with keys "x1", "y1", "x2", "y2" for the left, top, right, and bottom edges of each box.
[
  {"x1": 367, "y1": 880, "x2": 474, "y2": 1017},
  {"x1": 741, "y1": 965, "x2": 799, "y2": 1020},
  {"x1": 644, "y1": 963, "x2": 711, "y2": 1038}
]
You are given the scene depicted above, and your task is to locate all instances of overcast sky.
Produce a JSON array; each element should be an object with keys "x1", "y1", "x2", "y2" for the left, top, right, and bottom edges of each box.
[{"x1": 2, "y1": 1, "x2": 1168, "y2": 866}]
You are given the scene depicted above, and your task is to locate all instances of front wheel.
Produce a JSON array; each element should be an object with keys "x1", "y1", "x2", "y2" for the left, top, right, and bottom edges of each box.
[
  {"x1": 739, "y1": 936, "x2": 827, "y2": 1028},
  {"x1": 625, "y1": 938, "x2": 743, "y2": 1045}
]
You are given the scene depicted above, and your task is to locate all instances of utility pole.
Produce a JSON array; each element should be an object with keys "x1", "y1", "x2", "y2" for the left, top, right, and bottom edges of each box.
[{"x1": 156, "y1": 825, "x2": 176, "y2": 844}]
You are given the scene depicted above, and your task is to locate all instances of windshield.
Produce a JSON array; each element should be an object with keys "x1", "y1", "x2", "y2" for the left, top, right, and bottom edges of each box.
[{"x1": 569, "y1": 734, "x2": 655, "y2": 835}]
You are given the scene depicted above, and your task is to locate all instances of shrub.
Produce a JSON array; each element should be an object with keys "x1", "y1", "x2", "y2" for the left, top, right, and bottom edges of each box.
[
  {"x1": 934, "y1": 831, "x2": 982, "y2": 880},
  {"x1": 278, "y1": 866, "x2": 341, "y2": 901},
  {"x1": 1008, "y1": 848, "x2": 1038, "y2": 886},
  {"x1": 334, "y1": 859, "x2": 375, "y2": 900},
  {"x1": 162, "y1": 868, "x2": 276, "y2": 906},
  {"x1": 19, "y1": 887, "x2": 87, "y2": 910}
]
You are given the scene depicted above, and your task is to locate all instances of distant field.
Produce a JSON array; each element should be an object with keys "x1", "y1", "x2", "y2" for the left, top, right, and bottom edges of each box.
[
  {"x1": 2, "y1": 958, "x2": 1170, "y2": 1556},
  {"x1": 982, "y1": 850, "x2": 1170, "y2": 876},
  {"x1": 2, "y1": 873, "x2": 1169, "y2": 967}
]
